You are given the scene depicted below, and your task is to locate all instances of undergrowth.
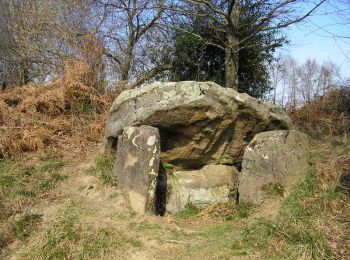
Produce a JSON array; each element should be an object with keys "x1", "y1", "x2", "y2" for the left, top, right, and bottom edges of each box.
[
  {"x1": 0, "y1": 60, "x2": 118, "y2": 159},
  {"x1": 290, "y1": 88, "x2": 350, "y2": 139}
]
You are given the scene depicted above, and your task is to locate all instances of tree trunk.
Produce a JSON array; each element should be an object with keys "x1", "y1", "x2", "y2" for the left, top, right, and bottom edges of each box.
[
  {"x1": 225, "y1": 1, "x2": 239, "y2": 90},
  {"x1": 120, "y1": 36, "x2": 135, "y2": 82},
  {"x1": 120, "y1": 54, "x2": 132, "y2": 81},
  {"x1": 225, "y1": 33, "x2": 239, "y2": 89},
  {"x1": 22, "y1": 61, "x2": 30, "y2": 85}
]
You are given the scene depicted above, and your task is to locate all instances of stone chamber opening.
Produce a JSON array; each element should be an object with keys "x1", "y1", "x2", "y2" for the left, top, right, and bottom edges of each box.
[{"x1": 155, "y1": 161, "x2": 167, "y2": 216}]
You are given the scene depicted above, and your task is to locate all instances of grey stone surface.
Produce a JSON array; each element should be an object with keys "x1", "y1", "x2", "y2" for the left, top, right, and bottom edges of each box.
[
  {"x1": 166, "y1": 164, "x2": 239, "y2": 213},
  {"x1": 239, "y1": 130, "x2": 309, "y2": 204},
  {"x1": 113, "y1": 125, "x2": 160, "y2": 214},
  {"x1": 103, "y1": 81, "x2": 292, "y2": 168}
]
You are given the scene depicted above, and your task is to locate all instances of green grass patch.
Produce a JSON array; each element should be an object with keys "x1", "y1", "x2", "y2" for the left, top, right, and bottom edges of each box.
[
  {"x1": 226, "y1": 201, "x2": 255, "y2": 220},
  {"x1": 278, "y1": 168, "x2": 318, "y2": 221},
  {"x1": 132, "y1": 221, "x2": 161, "y2": 231},
  {"x1": 0, "y1": 159, "x2": 66, "y2": 198},
  {"x1": 72, "y1": 101, "x2": 94, "y2": 115},
  {"x1": 116, "y1": 210, "x2": 137, "y2": 220},
  {"x1": 175, "y1": 203, "x2": 201, "y2": 218},
  {"x1": 197, "y1": 222, "x2": 234, "y2": 238},
  {"x1": 22, "y1": 165, "x2": 38, "y2": 176},
  {"x1": 262, "y1": 182, "x2": 285, "y2": 197},
  {"x1": 10, "y1": 213, "x2": 42, "y2": 240},
  {"x1": 24, "y1": 202, "x2": 141, "y2": 259},
  {"x1": 236, "y1": 169, "x2": 334, "y2": 259},
  {"x1": 0, "y1": 158, "x2": 66, "y2": 249},
  {"x1": 40, "y1": 160, "x2": 65, "y2": 173},
  {"x1": 163, "y1": 162, "x2": 175, "y2": 172},
  {"x1": 37, "y1": 172, "x2": 68, "y2": 190},
  {"x1": 91, "y1": 155, "x2": 114, "y2": 185}
]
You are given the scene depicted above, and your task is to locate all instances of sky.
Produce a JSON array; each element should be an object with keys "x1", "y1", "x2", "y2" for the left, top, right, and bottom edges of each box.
[{"x1": 279, "y1": 1, "x2": 350, "y2": 77}]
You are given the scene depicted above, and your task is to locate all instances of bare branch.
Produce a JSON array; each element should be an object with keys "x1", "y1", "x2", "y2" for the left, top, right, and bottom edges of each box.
[{"x1": 128, "y1": 64, "x2": 172, "y2": 88}]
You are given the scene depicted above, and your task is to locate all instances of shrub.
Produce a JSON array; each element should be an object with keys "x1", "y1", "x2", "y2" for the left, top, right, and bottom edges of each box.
[
  {"x1": 290, "y1": 88, "x2": 350, "y2": 139},
  {"x1": 0, "y1": 60, "x2": 117, "y2": 159}
]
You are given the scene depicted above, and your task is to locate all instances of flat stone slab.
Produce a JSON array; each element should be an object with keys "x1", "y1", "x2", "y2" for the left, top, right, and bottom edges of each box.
[
  {"x1": 104, "y1": 81, "x2": 292, "y2": 168},
  {"x1": 114, "y1": 126, "x2": 160, "y2": 214}
]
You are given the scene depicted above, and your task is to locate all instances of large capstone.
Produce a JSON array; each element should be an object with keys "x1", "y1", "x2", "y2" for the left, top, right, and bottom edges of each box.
[
  {"x1": 166, "y1": 165, "x2": 238, "y2": 213},
  {"x1": 104, "y1": 81, "x2": 292, "y2": 168},
  {"x1": 239, "y1": 130, "x2": 309, "y2": 204},
  {"x1": 113, "y1": 125, "x2": 164, "y2": 214}
]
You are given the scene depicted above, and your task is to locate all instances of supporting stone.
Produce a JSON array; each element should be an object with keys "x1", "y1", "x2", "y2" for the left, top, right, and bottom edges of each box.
[
  {"x1": 113, "y1": 125, "x2": 161, "y2": 214},
  {"x1": 166, "y1": 165, "x2": 239, "y2": 213},
  {"x1": 239, "y1": 130, "x2": 309, "y2": 204}
]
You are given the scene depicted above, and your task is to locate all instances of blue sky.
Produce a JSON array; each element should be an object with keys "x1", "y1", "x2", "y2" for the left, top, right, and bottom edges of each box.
[{"x1": 279, "y1": 1, "x2": 350, "y2": 77}]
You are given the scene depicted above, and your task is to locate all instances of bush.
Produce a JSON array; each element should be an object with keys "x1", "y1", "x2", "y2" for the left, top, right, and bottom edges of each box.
[
  {"x1": 0, "y1": 60, "x2": 117, "y2": 159},
  {"x1": 290, "y1": 88, "x2": 350, "y2": 139}
]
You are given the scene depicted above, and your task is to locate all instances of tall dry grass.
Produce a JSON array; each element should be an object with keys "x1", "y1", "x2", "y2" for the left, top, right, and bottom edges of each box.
[
  {"x1": 290, "y1": 88, "x2": 350, "y2": 139},
  {"x1": 0, "y1": 60, "x2": 118, "y2": 159},
  {"x1": 289, "y1": 88, "x2": 350, "y2": 258}
]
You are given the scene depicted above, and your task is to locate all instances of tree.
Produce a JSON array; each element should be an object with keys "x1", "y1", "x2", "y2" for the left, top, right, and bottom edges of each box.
[
  {"x1": 173, "y1": 0, "x2": 326, "y2": 90},
  {"x1": 171, "y1": 13, "x2": 226, "y2": 86},
  {"x1": 93, "y1": 0, "x2": 172, "y2": 88},
  {"x1": 271, "y1": 55, "x2": 342, "y2": 108},
  {"x1": 171, "y1": 1, "x2": 282, "y2": 98},
  {"x1": 0, "y1": 0, "x2": 94, "y2": 86}
]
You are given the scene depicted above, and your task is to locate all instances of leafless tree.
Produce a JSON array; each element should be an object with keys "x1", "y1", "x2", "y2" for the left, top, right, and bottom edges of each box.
[
  {"x1": 0, "y1": 0, "x2": 94, "y2": 86},
  {"x1": 272, "y1": 55, "x2": 342, "y2": 108},
  {"x1": 93, "y1": 0, "x2": 172, "y2": 89}
]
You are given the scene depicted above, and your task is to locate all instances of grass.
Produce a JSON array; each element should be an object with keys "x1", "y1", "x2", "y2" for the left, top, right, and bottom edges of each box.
[
  {"x1": 1, "y1": 135, "x2": 349, "y2": 259},
  {"x1": 90, "y1": 155, "x2": 114, "y2": 185},
  {"x1": 163, "y1": 162, "x2": 175, "y2": 172},
  {"x1": 132, "y1": 221, "x2": 161, "y2": 231},
  {"x1": 10, "y1": 213, "x2": 42, "y2": 240},
  {"x1": 24, "y1": 201, "x2": 142, "y2": 259},
  {"x1": 175, "y1": 202, "x2": 201, "y2": 218},
  {"x1": 0, "y1": 157, "x2": 66, "y2": 250},
  {"x1": 235, "y1": 169, "x2": 335, "y2": 259},
  {"x1": 262, "y1": 182, "x2": 285, "y2": 197},
  {"x1": 230, "y1": 201, "x2": 255, "y2": 220},
  {"x1": 0, "y1": 158, "x2": 66, "y2": 200},
  {"x1": 170, "y1": 161, "x2": 348, "y2": 259}
]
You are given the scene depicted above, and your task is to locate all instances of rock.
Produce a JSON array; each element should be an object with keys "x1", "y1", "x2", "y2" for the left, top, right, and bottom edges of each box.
[
  {"x1": 113, "y1": 125, "x2": 161, "y2": 214},
  {"x1": 166, "y1": 165, "x2": 239, "y2": 213},
  {"x1": 239, "y1": 130, "x2": 309, "y2": 204},
  {"x1": 104, "y1": 81, "x2": 292, "y2": 168}
]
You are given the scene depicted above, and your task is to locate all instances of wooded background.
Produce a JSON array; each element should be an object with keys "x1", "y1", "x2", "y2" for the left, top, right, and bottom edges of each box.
[{"x1": 0, "y1": 0, "x2": 348, "y2": 103}]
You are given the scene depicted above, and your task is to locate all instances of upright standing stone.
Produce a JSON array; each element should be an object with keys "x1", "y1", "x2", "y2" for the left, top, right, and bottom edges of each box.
[
  {"x1": 239, "y1": 130, "x2": 309, "y2": 204},
  {"x1": 114, "y1": 126, "x2": 160, "y2": 214}
]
